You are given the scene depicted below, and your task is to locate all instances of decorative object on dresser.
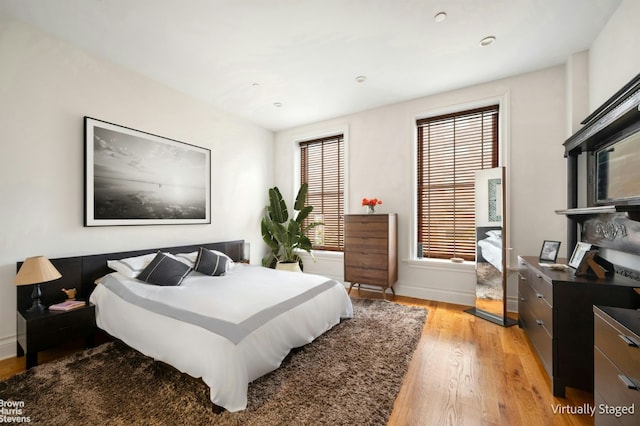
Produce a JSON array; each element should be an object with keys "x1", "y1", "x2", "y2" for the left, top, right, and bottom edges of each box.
[
  {"x1": 567, "y1": 241, "x2": 592, "y2": 269},
  {"x1": 84, "y1": 117, "x2": 211, "y2": 226},
  {"x1": 539, "y1": 240, "x2": 561, "y2": 263},
  {"x1": 567, "y1": 242, "x2": 611, "y2": 279},
  {"x1": 14, "y1": 256, "x2": 62, "y2": 313},
  {"x1": 49, "y1": 299, "x2": 87, "y2": 311},
  {"x1": 61, "y1": 287, "x2": 77, "y2": 300},
  {"x1": 593, "y1": 305, "x2": 640, "y2": 425},
  {"x1": 518, "y1": 256, "x2": 640, "y2": 397},
  {"x1": 344, "y1": 213, "x2": 397, "y2": 299},
  {"x1": 361, "y1": 197, "x2": 382, "y2": 214}
]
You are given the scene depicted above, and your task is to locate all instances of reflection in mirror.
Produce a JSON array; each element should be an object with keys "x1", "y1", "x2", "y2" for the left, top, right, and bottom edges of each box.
[
  {"x1": 465, "y1": 167, "x2": 517, "y2": 327},
  {"x1": 596, "y1": 128, "x2": 640, "y2": 203}
]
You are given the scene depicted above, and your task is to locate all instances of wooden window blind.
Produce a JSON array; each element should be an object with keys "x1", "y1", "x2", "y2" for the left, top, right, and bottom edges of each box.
[
  {"x1": 300, "y1": 134, "x2": 344, "y2": 251},
  {"x1": 417, "y1": 105, "x2": 499, "y2": 261}
]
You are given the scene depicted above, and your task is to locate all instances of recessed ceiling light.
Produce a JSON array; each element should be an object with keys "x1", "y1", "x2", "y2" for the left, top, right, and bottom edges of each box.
[
  {"x1": 434, "y1": 12, "x2": 447, "y2": 23},
  {"x1": 273, "y1": 102, "x2": 282, "y2": 108},
  {"x1": 355, "y1": 75, "x2": 367, "y2": 83},
  {"x1": 480, "y1": 36, "x2": 496, "y2": 47}
]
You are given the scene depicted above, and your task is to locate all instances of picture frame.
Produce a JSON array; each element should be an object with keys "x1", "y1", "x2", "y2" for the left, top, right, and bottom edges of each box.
[
  {"x1": 539, "y1": 240, "x2": 561, "y2": 263},
  {"x1": 487, "y1": 177, "x2": 502, "y2": 223},
  {"x1": 84, "y1": 117, "x2": 211, "y2": 226},
  {"x1": 568, "y1": 242, "x2": 592, "y2": 269}
]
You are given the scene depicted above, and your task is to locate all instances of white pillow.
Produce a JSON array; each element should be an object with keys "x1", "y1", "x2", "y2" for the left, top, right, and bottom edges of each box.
[
  {"x1": 107, "y1": 252, "x2": 194, "y2": 278},
  {"x1": 107, "y1": 253, "x2": 157, "y2": 278},
  {"x1": 485, "y1": 230, "x2": 502, "y2": 240},
  {"x1": 107, "y1": 252, "x2": 197, "y2": 278},
  {"x1": 174, "y1": 251, "x2": 197, "y2": 267},
  {"x1": 175, "y1": 249, "x2": 235, "y2": 272}
]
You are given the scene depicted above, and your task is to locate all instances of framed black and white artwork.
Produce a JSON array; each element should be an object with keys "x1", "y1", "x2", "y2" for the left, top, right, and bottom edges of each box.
[{"x1": 84, "y1": 117, "x2": 211, "y2": 226}]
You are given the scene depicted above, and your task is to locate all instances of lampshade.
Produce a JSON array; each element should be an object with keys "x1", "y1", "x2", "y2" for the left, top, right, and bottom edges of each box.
[{"x1": 14, "y1": 256, "x2": 62, "y2": 286}]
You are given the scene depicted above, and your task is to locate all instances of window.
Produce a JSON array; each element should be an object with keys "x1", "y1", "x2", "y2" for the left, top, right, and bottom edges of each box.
[
  {"x1": 417, "y1": 105, "x2": 499, "y2": 261},
  {"x1": 300, "y1": 134, "x2": 345, "y2": 251}
]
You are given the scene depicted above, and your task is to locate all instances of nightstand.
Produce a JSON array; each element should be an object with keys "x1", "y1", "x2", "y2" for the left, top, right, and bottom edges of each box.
[{"x1": 16, "y1": 303, "x2": 97, "y2": 369}]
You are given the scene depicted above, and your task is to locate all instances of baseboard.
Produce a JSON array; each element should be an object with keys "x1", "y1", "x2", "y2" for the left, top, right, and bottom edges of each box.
[
  {"x1": 395, "y1": 281, "x2": 520, "y2": 314},
  {"x1": 394, "y1": 281, "x2": 476, "y2": 306},
  {"x1": 0, "y1": 335, "x2": 16, "y2": 361}
]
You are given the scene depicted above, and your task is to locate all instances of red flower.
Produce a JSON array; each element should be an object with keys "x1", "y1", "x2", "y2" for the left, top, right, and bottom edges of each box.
[{"x1": 362, "y1": 197, "x2": 382, "y2": 207}]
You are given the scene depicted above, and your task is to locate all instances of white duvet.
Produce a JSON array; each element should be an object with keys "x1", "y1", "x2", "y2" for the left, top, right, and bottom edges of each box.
[
  {"x1": 478, "y1": 234, "x2": 502, "y2": 272},
  {"x1": 89, "y1": 264, "x2": 353, "y2": 412}
]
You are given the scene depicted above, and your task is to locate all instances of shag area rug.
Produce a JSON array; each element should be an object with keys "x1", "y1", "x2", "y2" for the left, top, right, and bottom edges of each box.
[{"x1": 0, "y1": 298, "x2": 427, "y2": 425}]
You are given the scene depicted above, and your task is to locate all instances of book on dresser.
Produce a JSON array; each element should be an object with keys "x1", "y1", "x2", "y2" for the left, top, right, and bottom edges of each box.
[{"x1": 48, "y1": 300, "x2": 86, "y2": 312}]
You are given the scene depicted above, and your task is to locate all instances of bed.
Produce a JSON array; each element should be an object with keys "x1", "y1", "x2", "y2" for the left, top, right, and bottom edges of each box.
[
  {"x1": 476, "y1": 228, "x2": 503, "y2": 272},
  {"x1": 20, "y1": 241, "x2": 353, "y2": 413}
]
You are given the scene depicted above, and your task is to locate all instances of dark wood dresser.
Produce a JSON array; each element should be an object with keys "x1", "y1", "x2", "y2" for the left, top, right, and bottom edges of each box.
[
  {"x1": 344, "y1": 214, "x2": 397, "y2": 299},
  {"x1": 594, "y1": 306, "x2": 640, "y2": 425},
  {"x1": 518, "y1": 256, "x2": 640, "y2": 397}
]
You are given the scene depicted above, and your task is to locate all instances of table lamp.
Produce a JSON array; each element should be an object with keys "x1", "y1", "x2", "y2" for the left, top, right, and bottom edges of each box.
[{"x1": 14, "y1": 256, "x2": 62, "y2": 312}]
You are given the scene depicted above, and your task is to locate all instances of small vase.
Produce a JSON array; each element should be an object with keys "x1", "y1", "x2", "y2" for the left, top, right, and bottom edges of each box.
[{"x1": 367, "y1": 205, "x2": 375, "y2": 214}]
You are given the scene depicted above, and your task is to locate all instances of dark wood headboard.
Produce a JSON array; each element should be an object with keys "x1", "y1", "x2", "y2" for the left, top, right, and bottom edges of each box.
[{"x1": 16, "y1": 240, "x2": 245, "y2": 311}]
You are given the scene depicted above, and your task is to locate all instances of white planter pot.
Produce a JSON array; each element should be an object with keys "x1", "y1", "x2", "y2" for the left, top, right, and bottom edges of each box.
[{"x1": 275, "y1": 262, "x2": 302, "y2": 273}]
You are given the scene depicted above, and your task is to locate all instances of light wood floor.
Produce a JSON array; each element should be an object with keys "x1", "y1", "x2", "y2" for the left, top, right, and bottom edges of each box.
[{"x1": 1, "y1": 293, "x2": 593, "y2": 425}]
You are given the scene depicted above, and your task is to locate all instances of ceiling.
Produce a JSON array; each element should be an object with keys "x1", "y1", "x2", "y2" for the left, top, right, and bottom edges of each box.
[{"x1": 0, "y1": 0, "x2": 622, "y2": 131}]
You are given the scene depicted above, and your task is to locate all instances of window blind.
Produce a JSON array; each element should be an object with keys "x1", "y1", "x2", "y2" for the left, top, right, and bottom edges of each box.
[
  {"x1": 300, "y1": 134, "x2": 344, "y2": 251},
  {"x1": 417, "y1": 105, "x2": 499, "y2": 261}
]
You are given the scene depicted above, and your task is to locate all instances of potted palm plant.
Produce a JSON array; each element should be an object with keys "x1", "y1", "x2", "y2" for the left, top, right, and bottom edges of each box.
[{"x1": 261, "y1": 183, "x2": 322, "y2": 271}]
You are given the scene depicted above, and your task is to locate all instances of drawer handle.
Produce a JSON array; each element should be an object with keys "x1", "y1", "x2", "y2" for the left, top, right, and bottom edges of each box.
[
  {"x1": 619, "y1": 334, "x2": 640, "y2": 348},
  {"x1": 618, "y1": 375, "x2": 640, "y2": 391},
  {"x1": 536, "y1": 293, "x2": 544, "y2": 299},
  {"x1": 536, "y1": 274, "x2": 542, "y2": 278},
  {"x1": 518, "y1": 273, "x2": 527, "y2": 280},
  {"x1": 520, "y1": 297, "x2": 526, "y2": 302},
  {"x1": 536, "y1": 319, "x2": 544, "y2": 326}
]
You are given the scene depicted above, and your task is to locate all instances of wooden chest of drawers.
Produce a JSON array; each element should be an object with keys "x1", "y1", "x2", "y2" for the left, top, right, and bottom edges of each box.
[
  {"x1": 594, "y1": 306, "x2": 640, "y2": 425},
  {"x1": 344, "y1": 214, "x2": 397, "y2": 299}
]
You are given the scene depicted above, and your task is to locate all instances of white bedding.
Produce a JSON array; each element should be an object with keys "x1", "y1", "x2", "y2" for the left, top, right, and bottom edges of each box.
[
  {"x1": 477, "y1": 233, "x2": 502, "y2": 272},
  {"x1": 89, "y1": 264, "x2": 353, "y2": 412}
]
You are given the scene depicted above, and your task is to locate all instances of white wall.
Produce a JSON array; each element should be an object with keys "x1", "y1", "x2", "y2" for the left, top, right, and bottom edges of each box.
[
  {"x1": 584, "y1": 0, "x2": 639, "y2": 270},
  {"x1": 277, "y1": 0, "x2": 637, "y2": 311},
  {"x1": 0, "y1": 19, "x2": 273, "y2": 359},
  {"x1": 275, "y1": 66, "x2": 568, "y2": 310},
  {"x1": 589, "y1": 0, "x2": 640, "y2": 110}
]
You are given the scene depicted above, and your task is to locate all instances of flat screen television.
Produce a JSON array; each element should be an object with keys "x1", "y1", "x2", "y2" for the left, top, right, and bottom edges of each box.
[{"x1": 594, "y1": 125, "x2": 640, "y2": 205}]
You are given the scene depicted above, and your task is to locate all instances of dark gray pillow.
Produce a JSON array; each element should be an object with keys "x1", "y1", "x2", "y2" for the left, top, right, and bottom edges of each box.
[
  {"x1": 194, "y1": 247, "x2": 228, "y2": 276},
  {"x1": 137, "y1": 252, "x2": 191, "y2": 286}
]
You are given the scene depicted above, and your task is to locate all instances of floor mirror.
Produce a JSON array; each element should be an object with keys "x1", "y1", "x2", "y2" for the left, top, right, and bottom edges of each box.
[{"x1": 465, "y1": 167, "x2": 517, "y2": 327}]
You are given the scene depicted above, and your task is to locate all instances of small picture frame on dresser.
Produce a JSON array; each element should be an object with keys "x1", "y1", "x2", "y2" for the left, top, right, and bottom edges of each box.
[
  {"x1": 539, "y1": 240, "x2": 561, "y2": 263},
  {"x1": 568, "y1": 242, "x2": 592, "y2": 269}
]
